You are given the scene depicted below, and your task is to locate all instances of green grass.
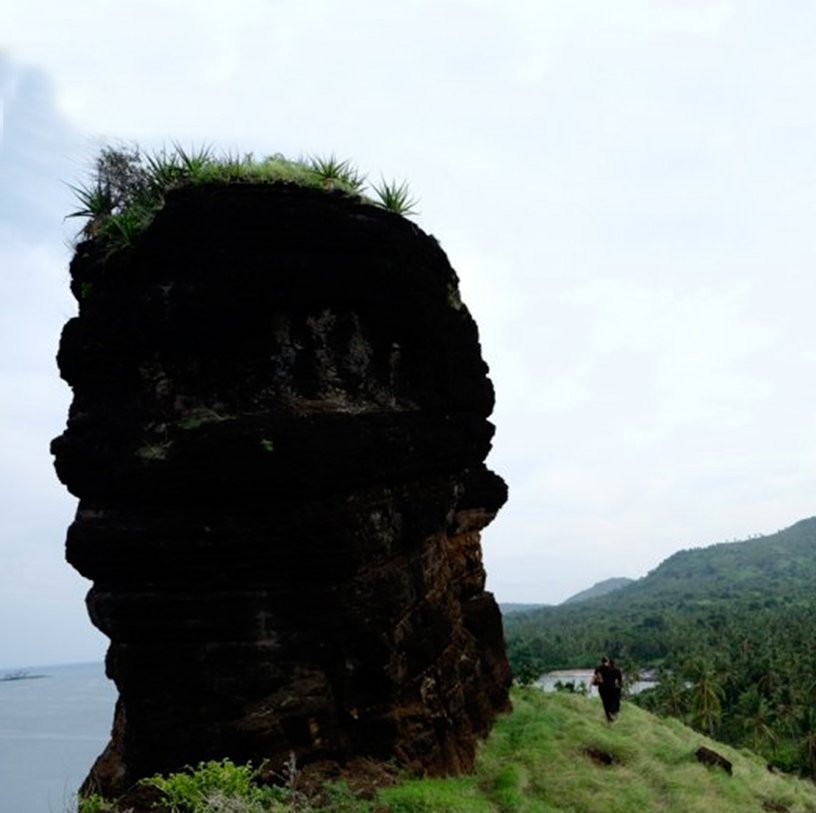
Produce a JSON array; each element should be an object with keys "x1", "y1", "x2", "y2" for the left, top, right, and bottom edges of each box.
[
  {"x1": 67, "y1": 143, "x2": 420, "y2": 250},
  {"x1": 75, "y1": 690, "x2": 816, "y2": 812},
  {"x1": 469, "y1": 689, "x2": 816, "y2": 813}
]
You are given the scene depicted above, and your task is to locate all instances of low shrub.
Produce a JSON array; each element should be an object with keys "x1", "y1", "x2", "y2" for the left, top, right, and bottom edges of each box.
[{"x1": 141, "y1": 758, "x2": 290, "y2": 813}]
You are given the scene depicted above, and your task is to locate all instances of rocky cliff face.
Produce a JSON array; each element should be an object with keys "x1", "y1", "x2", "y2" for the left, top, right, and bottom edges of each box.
[{"x1": 52, "y1": 183, "x2": 511, "y2": 796}]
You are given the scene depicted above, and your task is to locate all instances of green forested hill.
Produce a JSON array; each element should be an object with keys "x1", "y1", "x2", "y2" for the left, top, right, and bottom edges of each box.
[
  {"x1": 505, "y1": 516, "x2": 816, "y2": 668},
  {"x1": 503, "y1": 516, "x2": 816, "y2": 776},
  {"x1": 624, "y1": 515, "x2": 816, "y2": 603},
  {"x1": 561, "y1": 576, "x2": 634, "y2": 605}
]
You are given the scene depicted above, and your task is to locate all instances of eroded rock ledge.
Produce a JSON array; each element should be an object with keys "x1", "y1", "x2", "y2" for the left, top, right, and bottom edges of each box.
[{"x1": 52, "y1": 183, "x2": 511, "y2": 796}]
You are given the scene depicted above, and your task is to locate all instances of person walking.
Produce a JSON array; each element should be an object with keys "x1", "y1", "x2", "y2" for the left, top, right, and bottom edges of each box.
[
  {"x1": 592, "y1": 656, "x2": 622, "y2": 722},
  {"x1": 608, "y1": 658, "x2": 623, "y2": 718}
]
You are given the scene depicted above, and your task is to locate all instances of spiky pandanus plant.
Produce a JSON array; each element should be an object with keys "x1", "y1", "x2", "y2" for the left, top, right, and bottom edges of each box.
[{"x1": 67, "y1": 144, "x2": 419, "y2": 249}]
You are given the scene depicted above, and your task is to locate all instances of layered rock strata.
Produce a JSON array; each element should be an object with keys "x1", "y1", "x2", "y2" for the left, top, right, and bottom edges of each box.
[{"x1": 52, "y1": 183, "x2": 511, "y2": 796}]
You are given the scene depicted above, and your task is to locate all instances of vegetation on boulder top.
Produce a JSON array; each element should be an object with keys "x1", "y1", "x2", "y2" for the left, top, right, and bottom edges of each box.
[{"x1": 67, "y1": 144, "x2": 419, "y2": 249}]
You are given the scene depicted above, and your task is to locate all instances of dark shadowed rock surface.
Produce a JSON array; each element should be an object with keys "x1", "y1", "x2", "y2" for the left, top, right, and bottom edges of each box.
[{"x1": 52, "y1": 183, "x2": 511, "y2": 797}]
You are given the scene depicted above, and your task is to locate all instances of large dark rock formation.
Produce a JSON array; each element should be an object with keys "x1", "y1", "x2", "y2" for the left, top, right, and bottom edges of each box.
[{"x1": 52, "y1": 183, "x2": 511, "y2": 796}]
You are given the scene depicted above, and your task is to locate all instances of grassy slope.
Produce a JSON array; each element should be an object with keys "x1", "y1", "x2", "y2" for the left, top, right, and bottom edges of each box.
[
  {"x1": 87, "y1": 689, "x2": 816, "y2": 811},
  {"x1": 380, "y1": 689, "x2": 816, "y2": 813}
]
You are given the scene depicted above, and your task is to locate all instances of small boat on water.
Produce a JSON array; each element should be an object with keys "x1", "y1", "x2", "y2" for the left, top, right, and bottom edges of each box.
[{"x1": 0, "y1": 670, "x2": 46, "y2": 682}]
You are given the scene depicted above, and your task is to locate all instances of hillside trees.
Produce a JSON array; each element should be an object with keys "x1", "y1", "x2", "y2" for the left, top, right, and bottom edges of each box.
[{"x1": 501, "y1": 517, "x2": 816, "y2": 777}]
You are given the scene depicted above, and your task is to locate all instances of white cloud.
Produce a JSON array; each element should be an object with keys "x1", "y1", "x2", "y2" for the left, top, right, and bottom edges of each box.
[{"x1": 3, "y1": 1, "x2": 816, "y2": 655}]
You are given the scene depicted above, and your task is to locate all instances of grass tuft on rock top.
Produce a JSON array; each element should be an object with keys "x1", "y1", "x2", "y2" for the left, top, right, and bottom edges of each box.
[
  {"x1": 67, "y1": 143, "x2": 419, "y2": 251},
  {"x1": 75, "y1": 689, "x2": 816, "y2": 813}
]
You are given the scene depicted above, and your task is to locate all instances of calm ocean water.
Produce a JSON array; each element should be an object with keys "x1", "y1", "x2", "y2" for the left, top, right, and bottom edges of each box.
[{"x1": 0, "y1": 661, "x2": 116, "y2": 813}]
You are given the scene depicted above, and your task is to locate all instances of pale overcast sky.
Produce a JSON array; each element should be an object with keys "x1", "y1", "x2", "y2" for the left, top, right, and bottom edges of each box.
[{"x1": 2, "y1": 0, "x2": 816, "y2": 668}]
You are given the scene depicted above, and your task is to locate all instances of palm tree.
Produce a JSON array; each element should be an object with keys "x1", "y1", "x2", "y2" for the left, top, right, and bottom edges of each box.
[
  {"x1": 739, "y1": 686, "x2": 777, "y2": 753},
  {"x1": 686, "y1": 656, "x2": 724, "y2": 737},
  {"x1": 652, "y1": 667, "x2": 688, "y2": 718},
  {"x1": 796, "y1": 707, "x2": 816, "y2": 780}
]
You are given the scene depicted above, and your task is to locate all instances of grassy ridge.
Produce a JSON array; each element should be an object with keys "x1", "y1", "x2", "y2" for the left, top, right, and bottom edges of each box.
[
  {"x1": 386, "y1": 690, "x2": 816, "y2": 813},
  {"x1": 80, "y1": 690, "x2": 816, "y2": 812}
]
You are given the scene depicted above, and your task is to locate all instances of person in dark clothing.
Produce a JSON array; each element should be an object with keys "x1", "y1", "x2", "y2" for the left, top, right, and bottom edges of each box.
[
  {"x1": 607, "y1": 658, "x2": 623, "y2": 717},
  {"x1": 591, "y1": 657, "x2": 607, "y2": 692},
  {"x1": 592, "y1": 656, "x2": 622, "y2": 722}
]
